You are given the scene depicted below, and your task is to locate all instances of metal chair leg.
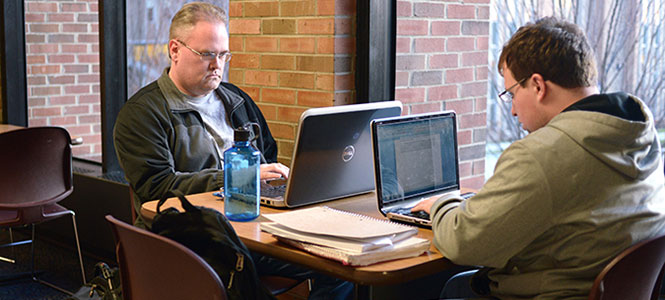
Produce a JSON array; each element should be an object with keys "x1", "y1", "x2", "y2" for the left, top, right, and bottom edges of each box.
[
  {"x1": 1, "y1": 228, "x2": 16, "y2": 263},
  {"x1": 30, "y1": 224, "x2": 36, "y2": 277},
  {"x1": 27, "y1": 223, "x2": 72, "y2": 295},
  {"x1": 23, "y1": 213, "x2": 88, "y2": 296},
  {"x1": 70, "y1": 212, "x2": 87, "y2": 284},
  {"x1": 9, "y1": 227, "x2": 15, "y2": 259}
]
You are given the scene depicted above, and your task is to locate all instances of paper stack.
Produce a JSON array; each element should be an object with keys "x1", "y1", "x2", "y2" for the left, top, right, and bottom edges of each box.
[{"x1": 260, "y1": 206, "x2": 430, "y2": 266}]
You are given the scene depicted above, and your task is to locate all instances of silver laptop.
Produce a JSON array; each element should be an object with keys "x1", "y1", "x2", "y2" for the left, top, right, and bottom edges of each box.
[
  {"x1": 371, "y1": 111, "x2": 472, "y2": 227},
  {"x1": 261, "y1": 101, "x2": 403, "y2": 208}
]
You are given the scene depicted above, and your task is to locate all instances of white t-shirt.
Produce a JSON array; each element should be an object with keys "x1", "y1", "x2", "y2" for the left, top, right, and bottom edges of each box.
[{"x1": 185, "y1": 91, "x2": 235, "y2": 158}]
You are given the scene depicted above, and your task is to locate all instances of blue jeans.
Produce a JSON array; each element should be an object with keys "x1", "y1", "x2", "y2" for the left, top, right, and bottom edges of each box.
[{"x1": 253, "y1": 252, "x2": 353, "y2": 300}]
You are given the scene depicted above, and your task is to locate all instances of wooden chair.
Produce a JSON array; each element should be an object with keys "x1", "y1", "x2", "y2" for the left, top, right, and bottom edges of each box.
[
  {"x1": 588, "y1": 234, "x2": 665, "y2": 300},
  {"x1": 129, "y1": 186, "x2": 305, "y2": 296},
  {"x1": 107, "y1": 214, "x2": 305, "y2": 299},
  {"x1": 106, "y1": 215, "x2": 227, "y2": 300},
  {"x1": 0, "y1": 127, "x2": 86, "y2": 295}
]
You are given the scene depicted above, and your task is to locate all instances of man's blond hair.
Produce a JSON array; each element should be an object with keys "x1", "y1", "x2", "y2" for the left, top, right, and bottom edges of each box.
[{"x1": 169, "y1": 2, "x2": 227, "y2": 41}]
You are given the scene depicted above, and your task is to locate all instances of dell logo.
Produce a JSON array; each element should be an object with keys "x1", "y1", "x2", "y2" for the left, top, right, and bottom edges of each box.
[{"x1": 342, "y1": 145, "x2": 355, "y2": 162}]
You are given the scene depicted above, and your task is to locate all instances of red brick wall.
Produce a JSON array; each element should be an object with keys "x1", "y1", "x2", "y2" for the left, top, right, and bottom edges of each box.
[
  {"x1": 228, "y1": 0, "x2": 355, "y2": 165},
  {"x1": 19, "y1": 0, "x2": 489, "y2": 189},
  {"x1": 25, "y1": 0, "x2": 101, "y2": 161},
  {"x1": 396, "y1": 0, "x2": 489, "y2": 189}
]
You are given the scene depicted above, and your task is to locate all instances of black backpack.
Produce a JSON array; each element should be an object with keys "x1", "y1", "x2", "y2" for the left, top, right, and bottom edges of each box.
[{"x1": 150, "y1": 190, "x2": 275, "y2": 300}]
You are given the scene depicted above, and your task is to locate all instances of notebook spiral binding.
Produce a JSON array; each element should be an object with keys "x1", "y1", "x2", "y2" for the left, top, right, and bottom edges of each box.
[{"x1": 321, "y1": 206, "x2": 416, "y2": 228}]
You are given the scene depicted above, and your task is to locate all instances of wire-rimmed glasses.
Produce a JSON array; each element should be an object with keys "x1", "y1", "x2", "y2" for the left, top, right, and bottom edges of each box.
[
  {"x1": 498, "y1": 78, "x2": 527, "y2": 103},
  {"x1": 176, "y1": 39, "x2": 232, "y2": 63}
]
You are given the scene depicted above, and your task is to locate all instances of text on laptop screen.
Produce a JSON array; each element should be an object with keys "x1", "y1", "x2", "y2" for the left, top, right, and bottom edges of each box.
[{"x1": 375, "y1": 114, "x2": 459, "y2": 204}]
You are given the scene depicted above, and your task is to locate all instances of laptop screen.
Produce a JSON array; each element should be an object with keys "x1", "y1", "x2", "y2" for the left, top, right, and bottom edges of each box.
[{"x1": 373, "y1": 112, "x2": 459, "y2": 205}]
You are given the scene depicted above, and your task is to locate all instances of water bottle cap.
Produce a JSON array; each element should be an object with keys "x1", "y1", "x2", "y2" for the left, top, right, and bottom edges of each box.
[{"x1": 234, "y1": 127, "x2": 251, "y2": 142}]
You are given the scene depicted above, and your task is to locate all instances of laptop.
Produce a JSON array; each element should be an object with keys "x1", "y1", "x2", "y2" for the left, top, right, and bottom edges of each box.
[
  {"x1": 260, "y1": 101, "x2": 403, "y2": 208},
  {"x1": 371, "y1": 111, "x2": 472, "y2": 227}
]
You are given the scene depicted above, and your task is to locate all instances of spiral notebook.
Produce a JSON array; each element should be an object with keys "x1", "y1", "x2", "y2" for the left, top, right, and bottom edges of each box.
[
  {"x1": 262, "y1": 206, "x2": 417, "y2": 240},
  {"x1": 261, "y1": 206, "x2": 428, "y2": 265},
  {"x1": 274, "y1": 235, "x2": 430, "y2": 266}
]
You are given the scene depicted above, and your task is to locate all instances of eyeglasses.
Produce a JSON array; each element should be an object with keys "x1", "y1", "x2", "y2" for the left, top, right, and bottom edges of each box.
[
  {"x1": 498, "y1": 78, "x2": 527, "y2": 103},
  {"x1": 176, "y1": 40, "x2": 232, "y2": 63}
]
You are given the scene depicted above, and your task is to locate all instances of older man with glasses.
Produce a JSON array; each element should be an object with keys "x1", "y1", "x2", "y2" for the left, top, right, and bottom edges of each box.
[
  {"x1": 114, "y1": 2, "x2": 288, "y2": 228},
  {"x1": 114, "y1": 3, "x2": 353, "y2": 299}
]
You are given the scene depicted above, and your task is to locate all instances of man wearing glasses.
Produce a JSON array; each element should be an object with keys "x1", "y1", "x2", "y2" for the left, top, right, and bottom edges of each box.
[
  {"x1": 413, "y1": 17, "x2": 665, "y2": 299},
  {"x1": 114, "y1": 3, "x2": 352, "y2": 299},
  {"x1": 114, "y1": 2, "x2": 288, "y2": 228}
]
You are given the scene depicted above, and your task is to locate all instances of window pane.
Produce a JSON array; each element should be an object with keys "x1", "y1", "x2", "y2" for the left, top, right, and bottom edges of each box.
[
  {"x1": 487, "y1": 0, "x2": 665, "y2": 178},
  {"x1": 126, "y1": 0, "x2": 229, "y2": 97}
]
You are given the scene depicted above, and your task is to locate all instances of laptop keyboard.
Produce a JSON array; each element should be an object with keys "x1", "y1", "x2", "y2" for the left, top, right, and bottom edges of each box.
[
  {"x1": 260, "y1": 181, "x2": 286, "y2": 198},
  {"x1": 389, "y1": 192, "x2": 476, "y2": 220},
  {"x1": 393, "y1": 208, "x2": 430, "y2": 220}
]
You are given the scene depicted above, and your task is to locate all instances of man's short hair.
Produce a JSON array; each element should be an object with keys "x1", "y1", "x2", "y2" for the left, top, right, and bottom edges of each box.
[
  {"x1": 169, "y1": 2, "x2": 227, "y2": 41},
  {"x1": 498, "y1": 16, "x2": 597, "y2": 88}
]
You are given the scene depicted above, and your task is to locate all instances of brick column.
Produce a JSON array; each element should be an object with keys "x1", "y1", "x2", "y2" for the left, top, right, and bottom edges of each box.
[
  {"x1": 228, "y1": 0, "x2": 355, "y2": 165},
  {"x1": 396, "y1": 0, "x2": 489, "y2": 189}
]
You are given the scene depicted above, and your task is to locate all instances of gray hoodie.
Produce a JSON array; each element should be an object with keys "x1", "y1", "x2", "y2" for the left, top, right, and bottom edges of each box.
[{"x1": 430, "y1": 93, "x2": 665, "y2": 299}]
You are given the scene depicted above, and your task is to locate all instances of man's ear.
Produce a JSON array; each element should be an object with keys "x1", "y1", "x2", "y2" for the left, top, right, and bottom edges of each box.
[
  {"x1": 531, "y1": 73, "x2": 547, "y2": 101},
  {"x1": 168, "y1": 39, "x2": 179, "y2": 62}
]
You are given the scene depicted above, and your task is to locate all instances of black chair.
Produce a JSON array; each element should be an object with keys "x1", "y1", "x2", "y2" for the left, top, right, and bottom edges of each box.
[{"x1": 0, "y1": 126, "x2": 86, "y2": 295}]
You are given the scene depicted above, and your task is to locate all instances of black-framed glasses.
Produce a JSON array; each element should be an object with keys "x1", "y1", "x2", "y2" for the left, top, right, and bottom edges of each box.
[
  {"x1": 498, "y1": 77, "x2": 527, "y2": 103},
  {"x1": 176, "y1": 39, "x2": 232, "y2": 63}
]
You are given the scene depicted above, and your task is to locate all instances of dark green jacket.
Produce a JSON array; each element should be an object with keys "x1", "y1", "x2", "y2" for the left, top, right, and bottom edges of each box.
[{"x1": 113, "y1": 71, "x2": 276, "y2": 227}]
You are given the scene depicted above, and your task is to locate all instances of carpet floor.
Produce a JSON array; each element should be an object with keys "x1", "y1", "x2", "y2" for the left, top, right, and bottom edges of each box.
[{"x1": 0, "y1": 228, "x2": 101, "y2": 300}]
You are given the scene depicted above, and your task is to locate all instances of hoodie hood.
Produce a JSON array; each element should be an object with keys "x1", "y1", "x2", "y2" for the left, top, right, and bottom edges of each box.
[{"x1": 548, "y1": 93, "x2": 662, "y2": 180}]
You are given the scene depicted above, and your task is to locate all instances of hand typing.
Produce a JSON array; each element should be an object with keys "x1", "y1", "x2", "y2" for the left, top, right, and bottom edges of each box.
[
  {"x1": 260, "y1": 163, "x2": 289, "y2": 180},
  {"x1": 410, "y1": 195, "x2": 440, "y2": 215}
]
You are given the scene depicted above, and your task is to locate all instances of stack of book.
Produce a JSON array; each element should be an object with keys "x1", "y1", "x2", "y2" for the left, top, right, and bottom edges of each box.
[{"x1": 260, "y1": 206, "x2": 430, "y2": 266}]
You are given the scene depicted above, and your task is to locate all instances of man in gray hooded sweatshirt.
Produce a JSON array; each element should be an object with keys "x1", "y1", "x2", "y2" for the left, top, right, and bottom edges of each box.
[{"x1": 413, "y1": 17, "x2": 665, "y2": 299}]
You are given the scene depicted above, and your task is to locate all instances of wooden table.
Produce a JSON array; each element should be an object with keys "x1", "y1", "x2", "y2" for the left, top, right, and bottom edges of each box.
[
  {"x1": 0, "y1": 124, "x2": 23, "y2": 134},
  {"x1": 142, "y1": 191, "x2": 464, "y2": 298}
]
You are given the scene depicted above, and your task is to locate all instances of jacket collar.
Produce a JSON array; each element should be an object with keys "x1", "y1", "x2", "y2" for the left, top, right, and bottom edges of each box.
[{"x1": 157, "y1": 68, "x2": 244, "y2": 112}]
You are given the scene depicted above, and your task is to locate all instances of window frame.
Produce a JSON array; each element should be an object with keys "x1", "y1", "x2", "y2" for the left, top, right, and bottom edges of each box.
[
  {"x1": 1, "y1": 0, "x2": 395, "y2": 174},
  {"x1": 1, "y1": 0, "x2": 28, "y2": 126}
]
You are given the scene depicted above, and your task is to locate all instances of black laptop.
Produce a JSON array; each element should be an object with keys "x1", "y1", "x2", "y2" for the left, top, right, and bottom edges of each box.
[{"x1": 371, "y1": 111, "x2": 471, "y2": 227}]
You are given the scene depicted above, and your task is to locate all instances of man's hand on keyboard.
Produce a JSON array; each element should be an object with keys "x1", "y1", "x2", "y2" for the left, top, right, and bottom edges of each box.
[
  {"x1": 260, "y1": 163, "x2": 289, "y2": 180},
  {"x1": 410, "y1": 195, "x2": 440, "y2": 215},
  {"x1": 412, "y1": 193, "x2": 474, "y2": 215}
]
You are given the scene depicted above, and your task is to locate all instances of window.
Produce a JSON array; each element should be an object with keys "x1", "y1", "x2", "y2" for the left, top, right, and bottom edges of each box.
[{"x1": 487, "y1": 0, "x2": 665, "y2": 177}]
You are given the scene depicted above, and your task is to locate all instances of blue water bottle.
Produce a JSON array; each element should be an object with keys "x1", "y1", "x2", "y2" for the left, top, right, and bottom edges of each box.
[{"x1": 223, "y1": 123, "x2": 261, "y2": 221}]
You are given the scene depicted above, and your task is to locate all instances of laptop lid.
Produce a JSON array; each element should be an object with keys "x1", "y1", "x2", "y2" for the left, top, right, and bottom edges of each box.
[
  {"x1": 262, "y1": 101, "x2": 403, "y2": 208},
  {"x1": 371, "y1": 111, "x2": 460, "y2": 224}
]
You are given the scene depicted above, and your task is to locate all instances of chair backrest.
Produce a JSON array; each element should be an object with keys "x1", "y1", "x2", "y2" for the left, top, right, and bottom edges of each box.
[
  {"x1": 106, "y1": 215, "x2": 227, "y2": 300},
  {"x1": 588, "y1": 234, "x2": 665, "y2": 300},
  {"x1": 0, "y1": 127, "x2": 73, "y2": 224},
  {"x1": 0, "y1": 127, "x2": 72, "y2": 206}
]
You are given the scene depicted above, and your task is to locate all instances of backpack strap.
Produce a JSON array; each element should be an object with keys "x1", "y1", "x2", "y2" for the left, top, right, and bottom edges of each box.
[{"x1": 156, "y1": 190, "x2": 199, "y2": 214}]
